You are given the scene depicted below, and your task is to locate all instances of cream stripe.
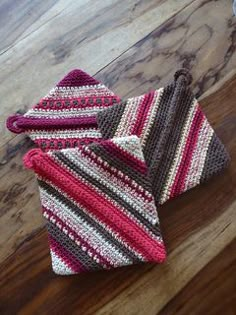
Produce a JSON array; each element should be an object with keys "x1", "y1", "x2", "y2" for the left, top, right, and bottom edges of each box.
[
  {"x1": 159, "y1": 99, "x2": 199, "y2": 204},
  {"x1": 50, "y1": 249, "x2": 75, "y2": 275},
  {"x1": 24, "y1": 107, "x2": 105, "y2": 118},
  {"x1": 41, "y1": 188, "x2": 132, "y2": 267},
  {"x1": 59, "y1": 148, "x2": 159, "y2": 226},
  {"x1": 112, "y1": 136, "x2": 145, "y2": 162},
  {"x1": 184, "y1": 118, "x2": 214, "y2": 191},
  {"x1": 30, "y1": 129, "x2": 102, "y2": 140},
  {"x1": 39, "y1": 177, "x2": 145, "y2": 262},
  {"x1": 115, "y1": 95, "x2": 145, "y2": 137},
  {"x1": 141, "y1": 88, "x2": 164, "y2": 145},
  {"x1": 50, "y1": 151, "x2": 162, "y2": 245},
  {"x1": 45, "y1": 84, "x2": 115, "y2": 99}
]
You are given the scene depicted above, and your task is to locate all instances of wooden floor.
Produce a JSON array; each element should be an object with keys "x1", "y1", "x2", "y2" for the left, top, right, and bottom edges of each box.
[{"x1": 0, "y1": 1, "x2": 236, "y2": 314}]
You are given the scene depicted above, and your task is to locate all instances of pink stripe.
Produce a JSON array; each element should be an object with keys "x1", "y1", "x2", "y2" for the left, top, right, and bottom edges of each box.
[
  {"x1": 44, "y1": 207, "x2": 112, "y2": 268},
  {"x1": 35, "y1": 137, "x2": 102, "y2": 151},
  {"x1": 133, "y1": 91, "x2": 155, "y2": 136},
  {"x1": 170, "y1": 108, "x2": 204, "y2": 198},
  {"x1": 48, "y1": 234, "x2": 86, "y2": 273},
  {"x1": 29, "y1": 152, "x2": 166, "y2": 263},
  {"x1": 81, "y1": 147, "x2": 152, "y2": 202},
  {"x1": 57, "y1": 69, "x2": 100, "y2": 87},
  {"x1": 34, "y1": 95, "x2": 119, "y2": 110},
  {"x1": 101, "y1": 140, "x2": 148, "y2": 175}
]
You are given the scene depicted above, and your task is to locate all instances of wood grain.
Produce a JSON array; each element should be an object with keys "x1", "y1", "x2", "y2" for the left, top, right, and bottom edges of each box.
[
  {"x1": 96, "y1": 0, "x2": 236, "y2": 99},
  {"x1": 159, "y1": 239, "x2": 236, "y2": 315},
  {"x1": 0, "y1": 0, "x2": 235, "y2": 314}
]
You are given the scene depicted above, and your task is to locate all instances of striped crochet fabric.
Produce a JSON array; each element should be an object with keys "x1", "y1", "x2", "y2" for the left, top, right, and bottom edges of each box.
[
  {"x1": 97, "y1": 70, "x2": 230, "y2": 205},
  {"x1": 24, "y1": 136, "x2": 166, "y2": 275},
  {"x1": 7, "y1": 69, "x2": 120, "y2": 151}
]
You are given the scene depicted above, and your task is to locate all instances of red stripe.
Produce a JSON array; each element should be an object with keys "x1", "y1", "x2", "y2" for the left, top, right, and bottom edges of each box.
[
  {"x1": 81, "y1": 146, "x2": 152, "y2": 202},
  {"x1": 31, "y1": 152, "x2": 166, "y2": 262},
  {"x1": 101, "y1": 140, "x2": 148, "y2": 174},
  {"x1": 35, "y1": 137, "x2": 102, "y2": 152},
  {"x1": 43, "y1": 207, "x2": 112, "y2": 268},
  {"x1": 170, "y1": 107, "x2": 204, "y2": 198},
  {"x1": 48, "y1": 235, "x2": 86, "y2": 274},
  {"x1": 133, "y1": 91, "x2": 155, "y2": 136}
]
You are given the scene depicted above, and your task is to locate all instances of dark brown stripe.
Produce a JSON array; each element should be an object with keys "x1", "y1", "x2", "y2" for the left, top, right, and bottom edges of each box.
[
  {"x1": 97, "y1": 100, "x2": 127, "y2": 139},
  {"x1": 200, "y1": 133, "x2": 230, "y2": 182},
  {"x1": 143, "y1": 84, "x2": 175, "y2": 167},
  {"x1": 88, "y1": 142, "x2": 153, "y2": 193},
  {"x1": 150, "y1": 85, "x2": 194, "y2": 204},
  {"x1": 47, "y1": 221, "x2": 103, "y2": 271},
  {"x1": 54, "y1": 151, "x2": 162, "y2": 239},
  {"x1": 39, "y1": 180, "x2": 142, "y2": 263}
]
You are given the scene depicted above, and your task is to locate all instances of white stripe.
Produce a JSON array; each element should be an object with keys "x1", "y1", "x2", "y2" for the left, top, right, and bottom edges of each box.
[
  {"x1": 184, "y1": 118, "x2": 214, "y2": 191},
  {"x1": 40, "y1": 188, "x2": 132, "y2": 267},
  {"x1": 45, "y1": 84, "x2": 115, "y2": 99},
  {"x1": 159, "y1": 99, "x2": 199, "y2": 204},
  {"x1": 60, "y1": 147, "x2": 159, "y2": 226},
  {"x1": 115, "y1": 95, "x2": 145, "y2": 137},
  {"x1": 24, "y1": 107, "x2": 105, "y2": 118},
  {"x1": 39, "y1": 177, "x2": 146, "y2": 262},
  {"x1": 111, "y1": 136, "x2": 145, "y2": 162},
  {"x1": 30, "y1": 129, "x2": 102, "y2": 140},
  {"x1": 141, "y1": 88, "x2": 164, "y2": 145},
  {"x1": 50, "y1": 249, "x2": 75, "y2": 275}
]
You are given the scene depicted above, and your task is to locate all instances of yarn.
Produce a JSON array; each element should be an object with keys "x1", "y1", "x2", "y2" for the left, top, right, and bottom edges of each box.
[
  {"x1": 24, "y1": 136, "x2": 166, "y2": 275},
  {"x1": 97, "y1": 69, "x2": 230, "y2": 205},
  {"x1": 6, "y1": 69, "x2": 120, "y2": 151}
]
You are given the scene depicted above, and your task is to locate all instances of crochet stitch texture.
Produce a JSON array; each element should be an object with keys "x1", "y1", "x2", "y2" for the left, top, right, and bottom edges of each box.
[
  {"x1": 7, "y1": 69, "x2": 120, "y2": 151},
  {"x1": 6, "y1": 68, "x2": 230, "y2": 275},
  {"x1": 24, "y1": 136, "x2": 166, "y2": 275},
  {"x1": 97, "y1": 70, "x2": 230, "y2": 205}
]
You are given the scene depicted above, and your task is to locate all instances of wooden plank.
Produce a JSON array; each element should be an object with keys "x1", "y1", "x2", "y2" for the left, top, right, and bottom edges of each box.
[
  {"x1": 0, "y1": 0, "x2": 193, "y2": 143},
  {"x1": 0, "y1": 74, "x2": 235, "y2": 315},
  {"x1": 0, "y1": 196, "x2": 235, "y2": 314},
  {"x1": 158, "y1": 239, "x2": 236, "y2": 315},
  {"x1": 95, "y1": 202, "x2": 236, "y2": 315},
  {"x1": 0, "y1": 0, "x2": 58, "y2": 53},
  {"x1": 96, "y1": 0, "x2": 236, "y2": 99}
]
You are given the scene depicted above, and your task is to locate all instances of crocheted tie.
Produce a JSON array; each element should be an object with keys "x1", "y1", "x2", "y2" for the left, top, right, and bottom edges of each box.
[
  {"x1": 24, "y1": 136, "x2": 166, "y2": 275},
  {"x1": 97, "y1": 70, "x2": 230, "y2": 205},
  {"x1": 7, "y1": 69, "x2": 120, "y2": 151}
]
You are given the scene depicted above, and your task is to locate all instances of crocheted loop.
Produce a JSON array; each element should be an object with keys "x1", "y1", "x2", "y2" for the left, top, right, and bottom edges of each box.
[
  {"x1": 23, "y1": 148, "x2": 43, "y2": 169},
  {"x1": 174, "y1": 68, "x2": 193, "y2": 86},
  {"x1": 6, "y1": 115, "x2": 24, "y2": 134}
]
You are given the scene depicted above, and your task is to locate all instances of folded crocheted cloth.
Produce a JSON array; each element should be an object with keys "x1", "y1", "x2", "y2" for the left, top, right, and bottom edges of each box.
[
  {"x1": 97, "y1": 70, "x2": 230, "y2": 205},
  {"x1": 24, "y1": 136, "x2": 166, "y2": 275},
  {"x1": 7, "y1": 69, "x2": 120, "y2": 151}
]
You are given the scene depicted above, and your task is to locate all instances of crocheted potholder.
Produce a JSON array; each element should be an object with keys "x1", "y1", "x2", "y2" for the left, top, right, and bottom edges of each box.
[
  {"x1": 7, "y1": 69, "x2": 120, "y2": 151},
  {"x1": 24, "y1": 136, "x2": 166, "y2": 275},
  {"x1": 97, "y1": 70, "x2": 230, "y2": 205}
]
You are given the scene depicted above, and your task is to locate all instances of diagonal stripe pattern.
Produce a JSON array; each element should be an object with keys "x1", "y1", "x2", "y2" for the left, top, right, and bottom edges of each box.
[
  {"x1": 97, "y1": 71, "x2": 230, "y2": 205},
  {"x1": 24, "y1": 136, "x2": 166, "y2": 275}
]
